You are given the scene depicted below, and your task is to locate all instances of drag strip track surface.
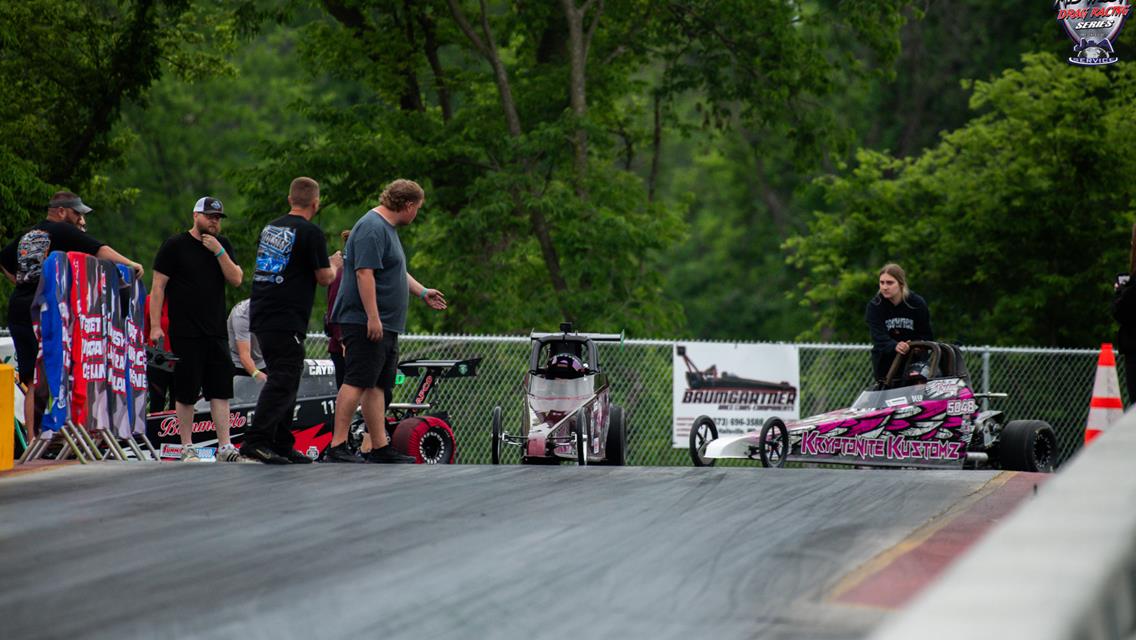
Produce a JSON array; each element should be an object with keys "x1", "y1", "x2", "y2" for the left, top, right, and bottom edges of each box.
[{"x1": 0, "y1": 465, "x2": 1007, "y2": 639}]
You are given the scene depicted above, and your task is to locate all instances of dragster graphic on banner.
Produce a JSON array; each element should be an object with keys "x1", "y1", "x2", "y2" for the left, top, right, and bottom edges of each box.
[{"x1": 672, "y1": 343, "x2": 800, "y2": 448}]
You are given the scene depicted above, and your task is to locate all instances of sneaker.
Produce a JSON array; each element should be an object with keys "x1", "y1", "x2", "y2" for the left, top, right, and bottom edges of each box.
[
  {"x1": 365, "y1": 445, "x2": 416, "y2": 464},
  {"x1": 180, "y1": 445, "x2": 205, "y2": 462},
  {"x1": 216, "y1": 445, "x2": 241, "y2": 463},
  {"x1": 281, "y1": 449, "x2": 314, "y2": 464},
  {"x1": 322, "y1": 442, "x2": 364, "y2": 463},
  {"x1": 239, "y1": 443, "x2": 291, "y2": 465}
]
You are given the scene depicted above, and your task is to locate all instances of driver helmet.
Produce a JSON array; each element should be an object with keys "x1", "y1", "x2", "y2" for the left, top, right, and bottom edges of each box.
[
  {"x1": 906, "y1": 360, "x2": 931, "y2": 383},
  {"x1": 547, "y1": 353, "x2": 586, "y2": 376}
]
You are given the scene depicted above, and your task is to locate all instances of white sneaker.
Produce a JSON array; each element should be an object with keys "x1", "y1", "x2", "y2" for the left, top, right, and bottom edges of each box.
[
  {"x1": 216, "y1": 444, "x2": 241, "y2": 463},
  {"x1": 180, "y1": 445, "x2": 204, "y2": 462}
]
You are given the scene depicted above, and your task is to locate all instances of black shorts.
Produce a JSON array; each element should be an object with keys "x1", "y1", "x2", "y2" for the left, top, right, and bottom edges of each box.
[
  {"x1": 341, "y1": 324, "x2": 398, "y2": 391},
  {"x1": 9, "y1": 320, "x2": 37, "y2": 386},
  {"x1": 168, "y1": 336, "x2": 233, "y2": 405}
]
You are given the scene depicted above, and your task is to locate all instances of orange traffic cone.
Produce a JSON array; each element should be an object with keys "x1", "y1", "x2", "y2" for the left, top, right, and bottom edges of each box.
[{"x1": 1085, "y1": 343, "x2": 1124, "y2": 445}]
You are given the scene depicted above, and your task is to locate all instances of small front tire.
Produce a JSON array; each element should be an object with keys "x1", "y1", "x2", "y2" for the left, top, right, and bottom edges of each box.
[
  {"x1": 758, "y1": 418, "x2": 789, "y2": 468},
  {"x1": 491, "y1": 406, "x2": 503, "y2": 465},
  {"x1": 688, "y1": 415, "x2": 718, "y2": 467}
]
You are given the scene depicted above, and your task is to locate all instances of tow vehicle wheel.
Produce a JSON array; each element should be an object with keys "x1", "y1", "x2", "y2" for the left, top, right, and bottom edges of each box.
[
  {"x1": 998, "y1": 420, "x2": 1057, "y2": 473},
  {"x1": 758, "y1": 418, "x2": 789, "y2": 468},
  {"x1": 600, "y1": 405, "x2": 627, "y2": 466},
  {"x1": 491, "y1": 406, "x2": 503, "y2": 465},
  {"x1": 391, "y1": 417, "x2": 456, "y2": 464},
  {"x1": 574, "y1": 412, "x2": 588, "y2": 466},
  {"x1": 688, "y1": 415, "x2": 718, "y2": 467}
]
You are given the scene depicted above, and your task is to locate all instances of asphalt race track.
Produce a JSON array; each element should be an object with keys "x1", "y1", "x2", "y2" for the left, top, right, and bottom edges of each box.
[{"x1": 0, "y1": 464, "x2": 1034, "y2": 639}]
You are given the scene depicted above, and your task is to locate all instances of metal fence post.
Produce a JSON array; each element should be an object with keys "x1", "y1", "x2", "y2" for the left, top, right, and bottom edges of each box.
[{"x1": 981, "y1": 348, "x2": 991, "y2": 411}]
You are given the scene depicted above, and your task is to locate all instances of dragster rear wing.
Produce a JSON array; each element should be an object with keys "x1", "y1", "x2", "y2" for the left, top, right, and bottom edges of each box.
[
  {"x1": 397, "y1": 358, "x2": 481, "y2": 379},
  {"x1": 530, "y1": 331, "x2": 624, "y2": 343}
]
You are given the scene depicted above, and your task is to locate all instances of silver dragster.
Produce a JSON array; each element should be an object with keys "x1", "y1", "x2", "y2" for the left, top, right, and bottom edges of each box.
[{"x1": 491, "y1": 323, "x2": 627, "y2": 465}]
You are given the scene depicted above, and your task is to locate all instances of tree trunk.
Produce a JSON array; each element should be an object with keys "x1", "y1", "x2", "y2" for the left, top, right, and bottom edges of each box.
[
  {"x1": 419, "y1": 10, "x2": 453, "y2": 122},
  {"x1": 54, "y1": 0, "x2": 159, "y2": 185},
  {"x1": 448, "y1": 0, "x2": 571, "y2": 317},
  {"x1": 560, "y1": 0, "x2": 602, "y2": 198}
]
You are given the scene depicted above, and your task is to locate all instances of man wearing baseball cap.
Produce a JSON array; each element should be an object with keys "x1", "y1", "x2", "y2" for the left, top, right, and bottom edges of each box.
[
  {"x1": 1, "y1": 191, "x2": 144, "y2": 444},
  {"x1": 150, "y1": 196, "x2": 243, "y2": 462}
]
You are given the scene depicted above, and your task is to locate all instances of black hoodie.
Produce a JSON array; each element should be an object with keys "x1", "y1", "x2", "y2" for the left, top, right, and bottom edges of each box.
[{"x1": 866, "y1": 292, "x2": 934, "y2": 380}]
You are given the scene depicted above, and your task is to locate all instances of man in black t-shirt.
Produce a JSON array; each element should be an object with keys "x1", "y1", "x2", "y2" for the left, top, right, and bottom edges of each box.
[
  {"x1": 1, "y1": 191, "x2": 143, "y2": 444},
  {"x1": 242, "y1": 177, "x2": 342, "y2": 464},
  {"x1": 150, "y1": 197, "x2": 244, "y2": 462}
]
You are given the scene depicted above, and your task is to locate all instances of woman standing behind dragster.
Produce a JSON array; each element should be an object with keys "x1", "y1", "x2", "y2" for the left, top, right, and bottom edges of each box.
[{"x1": 866, "y1": 263, "x2": 934, "y2": 383}]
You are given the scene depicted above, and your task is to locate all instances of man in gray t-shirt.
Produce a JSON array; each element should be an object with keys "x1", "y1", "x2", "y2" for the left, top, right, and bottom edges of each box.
[
  {"x1": 323, "y1": 179, "x2": 448, "y2": 463},
  {"x1": 228, "y1": 299, "x2": 267, "y2": 381},
  {"x1": 331, "y1": 209, "x2": 409, "y2": 333}
]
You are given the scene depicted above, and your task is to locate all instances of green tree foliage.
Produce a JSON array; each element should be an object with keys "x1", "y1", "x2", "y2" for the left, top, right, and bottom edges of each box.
[
  {"x1": 101, "y1": 24, "x2": 333, "y2": 305},
  {"x1": 787, "y1": 53, "x2": 1136, "y2": 347},
  {"x1": 0, "y1": 0, "x2": 240, "y2": 319},
  {"x1": 235, "y1": 0, "x2": 911, "y2": 337},
  {"x1": 657, "y1": 0, "x2": 1058, "y2": 342}
]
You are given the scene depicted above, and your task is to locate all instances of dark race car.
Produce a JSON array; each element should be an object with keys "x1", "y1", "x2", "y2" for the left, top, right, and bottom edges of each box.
[
  {"x1": 147, "y1": 357, "x2": 479, "y2": 463},
  {"x1": 688, "y1": 341, "x2": 1057, "y2": 472},
  {"x1": 491, "y1": 323, "x2": 626, "y2": 466}
]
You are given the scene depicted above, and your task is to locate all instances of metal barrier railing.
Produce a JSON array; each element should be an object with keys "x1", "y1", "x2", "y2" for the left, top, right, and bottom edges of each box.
[{"x1": 304, "y1": 334, "x2": 1101, "y2": 467}]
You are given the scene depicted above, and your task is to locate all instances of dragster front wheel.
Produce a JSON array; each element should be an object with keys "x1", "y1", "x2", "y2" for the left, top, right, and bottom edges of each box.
[
  {"x1": 759, "y1": 418, "x2": 789, "y2": 468},
  {"x1": 491, "y1": 406, "x2": 503, "y2": 465},
  {"x1": 689, "y1": 415, "x2": 718, "y2": 467}
]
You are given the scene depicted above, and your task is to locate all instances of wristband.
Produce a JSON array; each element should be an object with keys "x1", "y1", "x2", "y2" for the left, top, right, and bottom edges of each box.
[
  {"x1": 214, "y1": 247, "x2": 225, "y2": 258},
  {"x1": 420, "y1": 288, "x2": 429, "y2": 300},
  {"x1": 252, "y1": 369, "x2": 262, "y2": 378}
]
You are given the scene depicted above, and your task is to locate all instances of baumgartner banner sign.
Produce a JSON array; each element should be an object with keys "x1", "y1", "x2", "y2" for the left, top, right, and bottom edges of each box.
[{"x1": 673, "y1": 343, "x2": 799, "y2": 448}]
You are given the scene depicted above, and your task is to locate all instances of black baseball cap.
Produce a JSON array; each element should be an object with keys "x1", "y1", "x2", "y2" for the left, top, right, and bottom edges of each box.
[
  {"x1": 49, "y1": 195, "x2": 92, "y2": 215},
  {"x1": 194, "y1": 196, "x2": 226, "y2": 217}
]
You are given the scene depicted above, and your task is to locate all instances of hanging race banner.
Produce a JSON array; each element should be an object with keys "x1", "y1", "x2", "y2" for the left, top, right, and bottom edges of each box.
[
  {"x1": 672, "y1": 342, "x2": 800, "y2": 447},
  {"x1": 70, "y1": 252, "x2": 109, "y2": 431},
  {"x1": 121, "y1": 265, "x2": 149, "y2": 437},
  {"x1": 32, "y1": 251, "x2": 72, "y2": 432},
  {"x1": 105, "y1": 265, "x2": 130, "y2": 438}
]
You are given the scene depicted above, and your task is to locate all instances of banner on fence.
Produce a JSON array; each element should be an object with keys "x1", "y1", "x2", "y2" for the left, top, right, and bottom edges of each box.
[{"x1": 672, "y1": 343, "x2": 800, "y2": 447}]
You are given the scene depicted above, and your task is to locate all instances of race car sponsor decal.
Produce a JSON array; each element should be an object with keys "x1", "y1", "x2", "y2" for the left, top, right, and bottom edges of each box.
[
  {"x1": 799, "y1": 430, "x2": 963, "y2": 461},
  {"x1": 159, "y1": 444, "x2": 218, "y2": 460},
  {"x1": 155, "y1": 412, "x2": 248, "y2": 438},
  {"x1": 306, "y1": 359, "x2": 334, "y2": 376},
  {"x1": 924, "y1": 379, "x2": 963, "y2": 399},
  {"x1": 947, "y1": 399, "x2": 978, "y2": 415}
]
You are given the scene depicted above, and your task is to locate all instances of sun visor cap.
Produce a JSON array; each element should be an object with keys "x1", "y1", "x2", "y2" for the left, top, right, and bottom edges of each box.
[{"x1": 49, "y1": 196, "x2": 92, "y2": 215}]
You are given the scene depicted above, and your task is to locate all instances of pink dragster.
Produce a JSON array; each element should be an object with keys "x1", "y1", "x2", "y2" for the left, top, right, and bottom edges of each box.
[{"x1": 689, "y1": 341, "x2": 1057, "y2": 472}]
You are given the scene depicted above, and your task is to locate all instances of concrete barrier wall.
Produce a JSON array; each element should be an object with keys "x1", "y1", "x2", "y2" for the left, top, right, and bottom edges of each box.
[{"x1": 871, "y1": 413, "x2": 1136, "y2": 640}]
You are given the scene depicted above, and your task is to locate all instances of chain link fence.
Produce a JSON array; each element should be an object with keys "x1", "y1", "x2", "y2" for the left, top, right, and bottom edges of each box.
[{"x1": 304, "y1": 334, "x2": 1104, "y2": 468}]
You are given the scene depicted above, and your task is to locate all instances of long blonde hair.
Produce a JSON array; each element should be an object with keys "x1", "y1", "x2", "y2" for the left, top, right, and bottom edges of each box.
[{"x1": 878, "y1": 263, "x2": 909, "y2": 301}]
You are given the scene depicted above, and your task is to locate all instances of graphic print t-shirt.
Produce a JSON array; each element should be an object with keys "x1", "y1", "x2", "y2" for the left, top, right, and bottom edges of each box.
[
  {"x1": 250, "y1": 214, "x2": 331, "y2": 333},
  {"x1": 1, "y1": 220, "x2": 105, "y2": 324}
]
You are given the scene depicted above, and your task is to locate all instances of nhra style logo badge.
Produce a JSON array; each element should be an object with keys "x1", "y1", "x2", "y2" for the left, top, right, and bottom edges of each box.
[{"x1": 1055, "y1": 0, "x2": 1131, "y2": 65}]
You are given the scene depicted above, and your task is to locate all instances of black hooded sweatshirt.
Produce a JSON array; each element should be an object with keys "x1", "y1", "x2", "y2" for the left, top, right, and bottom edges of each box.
[{"x1": 866, "y1": 292, "x2": 934, "y2": 380}]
